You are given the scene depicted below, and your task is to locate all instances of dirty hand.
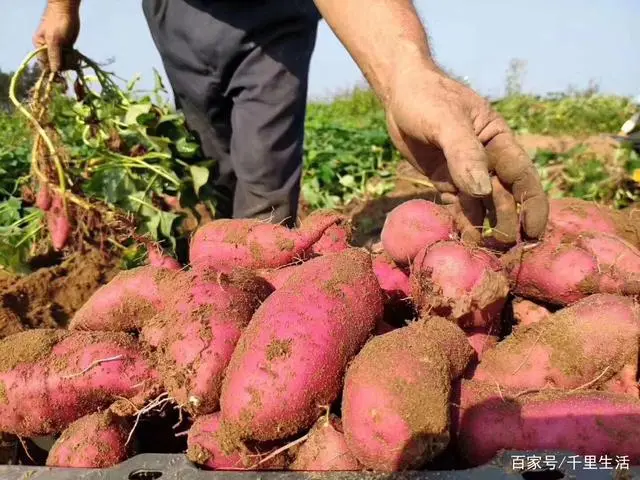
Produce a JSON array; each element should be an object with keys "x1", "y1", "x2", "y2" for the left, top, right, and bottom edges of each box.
[
  {"x1": 33, "y1": 1, "x2": 80, "y2": 72},
  {"x1": 385, "y1": 60, "x2": 549, "y2": 245}
]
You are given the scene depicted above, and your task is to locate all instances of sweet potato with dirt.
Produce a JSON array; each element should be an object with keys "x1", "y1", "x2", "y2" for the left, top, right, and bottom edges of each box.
[
  {"x1": 380, "y1": 199, "x2": 456, "y2": 266},
  {"x1": 503, "y1": 232, "x2": 640, "y2": 306},
  {"x1": 156, "y1": 270, "x2": 272, "y2": 415},
  {"x1": 455, "y1": 379, "x2": 640, "y2": 466},
  {"x1": 411, "y1": 241, "x2": 508, "y2": 334},
  {"x1": 512, "y1": 298, "x2": 551, "y2": 327},
  {"x1": 187, "y1": 412, "x2": 287, "y2": 470},
  {"x1": 473, "y1": 294, "x2": 640, "y2": 396},
  {"x1": 0, "y1": 329, "x2": 160, "y2": 437},
  {"x1": 189, "y1": 211, "x2": 344, "y2": 272},
  {"x1": 372, "y1": 252, "x2": 414, "y2": 326},
  {"x1": 46, "y1": 411, "x2": 131, "y2": 468},
  {"x1": 220, "y1": 249, "x2": 384, "y2": 443},
  {"x1": 290, "y1": 415, "x2": 361, "y2": 471},
  {"x1": 147, "y1": 245, "x2": 182, "y2": 271},
  {"x1": 258, "y1": 264, "x2": 300, "y2": 290},
  {"x1": 341, "y1": 317, "x2": 474, "y2": 471},
  {"x1": 47, "y1": 194, "x2": 71, "y2": 251},
  {"x1": 546, "y1": 197, "x2": 640, "y2": 247},
  {"x1": 69, "y1": 265, "x2": 179, "y2": 332},
  {"x1": 309, "y1": 217, "x2": 352, "y2": 255}
]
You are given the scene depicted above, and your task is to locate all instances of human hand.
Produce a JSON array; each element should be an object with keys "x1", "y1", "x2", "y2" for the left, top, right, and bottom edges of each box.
[
  {"x1": 385, "y1": 59, "x2": 548, "y2": 245},
  {"x1": 33, "y1": 1, "x2": 80, "y2": 72}
]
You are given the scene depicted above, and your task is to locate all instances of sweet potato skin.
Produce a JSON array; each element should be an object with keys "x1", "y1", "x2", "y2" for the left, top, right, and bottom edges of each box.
[
  {"x1": 342, "y1": 318, "x2": 473, "y2": 471},
  {"x1": 157, "y1": 270, "x2": 272, "y2": 415},
  {"x1": 69, "y1": 266, "x2": 178, "y2": 332},
  {"x1": 189, "y1": 212, "x2": 342, "y2": 272},
  {"x1": 455, "y1": 380, "x2": 640, "y2": 466},
  {"x1": 290, "y1": 416, "x2": 361, "y2": 471},
  {"x1": 46, "y1": 411, "x2": 130, "y2": 468},
  {"x1": 512, "y1": 298, "x2": 551, "y2": 327},
  {"x1": 309, "y1": 217, "x2": 352, "y2": 255},
  {"x1": 473, "y1": 294, "x2": 640, "y2": 394},
  {"x1": 220, "y1": 249, "x2": 384, "y2": 442},
  {"x1": 0, "y1": 329, "x2": 160, "y2": 437},
  {"x1": 381, "y1": 199, "x2": 456, "y2": 266}
]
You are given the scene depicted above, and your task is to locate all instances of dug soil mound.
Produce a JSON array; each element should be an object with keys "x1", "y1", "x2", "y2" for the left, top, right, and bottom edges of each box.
[{"x1": 0, "y1": 249, "x2": 119, "y2": 333}]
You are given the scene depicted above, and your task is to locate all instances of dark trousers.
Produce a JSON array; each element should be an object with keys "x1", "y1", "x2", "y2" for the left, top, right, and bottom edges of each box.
[{"x1": 142, "y1": 0, "x2": 319, "y2": 226}]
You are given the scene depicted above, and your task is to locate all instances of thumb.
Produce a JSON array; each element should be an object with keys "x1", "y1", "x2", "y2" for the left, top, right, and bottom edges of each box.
[{"x1": 438, "y1": 119, "x2": 492, "y2": 197}]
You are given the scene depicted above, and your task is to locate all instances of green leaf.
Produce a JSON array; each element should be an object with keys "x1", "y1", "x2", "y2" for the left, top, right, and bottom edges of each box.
[
  {"x1": 338, "y1": 175, "x2": 356, "y2": 188},
  {"x1": 84, "y1": 168, "x2": 137, "y2": 204},
  {"x1": 124, "y1": 103, "x2": 152, "y2": 126},
  {"x1": 176, "y1": 137, "x2": 200, "y2": 157},
  {"x1": 159, "y1": 211, "x2": 180, "y2": 249},
  {"x1": 189, "y1": 165, "x2": 209, "y2": 196}
]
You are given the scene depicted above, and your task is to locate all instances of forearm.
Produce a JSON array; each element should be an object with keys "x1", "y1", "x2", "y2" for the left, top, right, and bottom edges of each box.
[{"x1": 314, "y1": 0, "x2": 441, "y2": 106}]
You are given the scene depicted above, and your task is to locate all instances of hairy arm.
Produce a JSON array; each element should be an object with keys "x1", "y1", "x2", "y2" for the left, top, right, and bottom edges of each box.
[{"x1": 313, "y1": 0, "x2": 440, "y2": 106}]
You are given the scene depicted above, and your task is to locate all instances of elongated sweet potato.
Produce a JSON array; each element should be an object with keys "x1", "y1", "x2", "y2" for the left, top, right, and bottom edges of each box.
[
  {"x1": 341, "y1": 318, "x2": 474, "y2": 471},
  {"x1": 0, "y1": 329, "x2": 160, "y2": 436},
  {"x1": 455, "y1": 379, "x2": 640, "y2": 466},
  {"x1": 187, "y1": 412, "x2": 287, "y2": 470},
  {"x1": 473, "y1": 294, "x2": 640, "y2": 395},
  {"x1": 189, "y1": 211, "x2": 343, "y2": 272},
  {"x1": 220, "y1": 249, "x2": 384, "y2": 443},
  {"x1": 46, "y1": 411, "x2": 130, "y2": 468},
  {"x1": 157, "y1": 270, "x2": 272, "y2": 415},
  {"x1": 411, "y1": 241, "x2": 508, "y2": 356},
  {"x1": 69, "y1": 266, "x2": 179, "y2": 332},
  {"x1": 47, "y1": 194, "x2": 71, "y2": 251},
  {"x1": 546, "y1": 197, "x2": 640, "y2": 248},
  {"x1": 503, "y1": 232, "x2": 640, "y2": 305},
  {"x1": 290, "y1": 415, "x2": 361, "y2": 471},
  {"x1": 381, "y1": 199, "x2": 456, "y2": 266}
]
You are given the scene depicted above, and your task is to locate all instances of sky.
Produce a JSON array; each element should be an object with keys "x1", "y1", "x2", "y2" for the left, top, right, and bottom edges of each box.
[{"x1": 0, "y1": 0, "x2": 638, "y2": 102}]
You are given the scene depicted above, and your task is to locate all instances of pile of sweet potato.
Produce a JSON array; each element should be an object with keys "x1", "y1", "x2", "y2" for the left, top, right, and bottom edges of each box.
[{"x1": 1, "y1": 198, "x2": 640, "y2": 471}]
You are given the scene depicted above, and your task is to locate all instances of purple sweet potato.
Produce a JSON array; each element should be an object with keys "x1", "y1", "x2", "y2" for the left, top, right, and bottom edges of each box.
[
  {"x1": 546, "y1": 197, "x2": 640, "y2": 248},
  {"x1": 0, "y1": 329, "x2": 160, "y2": 436},
  {"x1": 189, "y1": 211, "x2": 343, "y2": 272},
  {"x1": 411, "y1": 241, "x2": 508, "y2": 334},
  {"x1": 69, "y1": 265, "x2": 179, "y2": 332},
  {"x1": 341, "y1": 317, "x2": 474, "y2": 471},
  {"x1": 473, "y1": 294, "x2": 640, "y2": 394},
  {"x1": 46, "y1": 411, "x2": 130, "y2": 468},
  {"x1": 503, "y1": 232, "x2": 640, "y2": 306},
  {"x1": 156, "y1": 270, "x2": 272, "y2": 415},
  {"x1": 290, "y1": 415, "x2": 361, "y2": 471},
  {"x1": 220, "y1": 249, "x2": 384, "y2": 443},
  {"x1": 455, "y1": 379, "x2": 640, "y2": 466},
  {"x1": 380, "y1": 199, "x2": 457, "y2": 266}
]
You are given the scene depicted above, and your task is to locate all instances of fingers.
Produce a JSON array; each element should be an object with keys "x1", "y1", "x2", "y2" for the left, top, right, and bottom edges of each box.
[
  {"x1": 47, "y1": 42, "x2": 64, "y2": 72},
  {"x1": 438, "y1": 118, "x2": 492, "y2": 198},
  {"x1": 485, "y1": 130, "x2": 549, "y2": 239},
  {"x1": 446, "y1": 194, "x2": 485, "y2": 245},
  {"x1": 483, "y1": 176, "x2": 518, "y2": 245}
]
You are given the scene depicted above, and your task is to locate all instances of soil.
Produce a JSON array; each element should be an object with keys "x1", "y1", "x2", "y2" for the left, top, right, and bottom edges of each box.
[{"x1": 0, "y1": 248, "x2": 119, "y2": 333}]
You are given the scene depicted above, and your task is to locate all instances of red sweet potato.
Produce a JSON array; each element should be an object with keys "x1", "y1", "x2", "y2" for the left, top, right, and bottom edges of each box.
[
  {"x1": 372, "y1": 252, "x2": 414, "y2": 326},
  {"x1": 46, "y1": 411, "x2": 131, "y2": 468},
  {"x1": 35, "y1": 183, "x2": 52, "y2": 211},
  {"x1": 381, "y1": 199, "x2": 457, "y2": 266},
  {"x1": 341, "y1": 318, "x2": 474, "y2": 471},
  {"x1": 473, "y1": 294, "x2": 640, "y2": 395},
  {"x1": 220, "y1": 249, "x2": 384, "y2": 443},
  {"x1": 512, "y1": 298, "x2": 551, "y2": 327},
  {"x1": 157, "y1": 269, "x2": 272, "y2": 415},
  {"x1": 0, "y1": 329, "x2": 160, "y2": 436},
  {"x1": 189, "y1": 211, "x2": 343, "y2": 272},
  {"x1": 309, "y1": 217, "x2": 352, "y2": 255},
  {"x1": 290, "y1": 415, "x2": 361, "y2": 471},
  {"x1": 47, "y1": 194, "x2": 71, "y2": 251},
  {"x1": 411, "y1": 241, "x2": 508, "y2": 333},
  {"x1": 147, "y1": 245, "x2": 182, "y2": 271},
  {"x1": 503, "y1": 232, "x2": 640, "y2": 306},
  {"x1": 546, "y1": 197, "x2": 640, "y2": 248},
  {"x1": 69, "y1": 265, "x2": 179, "y2": 332},
  {"x1": 455, "y1": 379, "x2": 640, "y2": 466},
  {"x1": 258, "y1": 264, "x2": 300, "y2": 291}
]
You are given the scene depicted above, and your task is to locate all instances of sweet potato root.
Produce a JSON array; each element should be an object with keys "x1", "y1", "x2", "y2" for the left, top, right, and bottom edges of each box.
[
  {"x1": 220, "y1": 249, "x2": 384, "y2": 443},
  {"x1": 473, "y1": 294, "x2": 640, "y2": 395},
  {"x1": 46, "y1": 411, "x2": 130, "y2": 468},
  {"x1": 69, "y1": 265, "x2": 179, "y2": 332},
  {"x1": 157, "y1": 269, "x2": 272, "y2": 415},
  {"x1": 0, "y1": 329, "x2": 160, "y2": 436},
  {"x1": 341, "y1": 317, "x2": 473, "y2": 471},
  {"x1": 455, "y1": 379, "x2": 640, "y2": 466},
  {"x1": 381, "y1": 199, "x2": 456, "y2": 266}
]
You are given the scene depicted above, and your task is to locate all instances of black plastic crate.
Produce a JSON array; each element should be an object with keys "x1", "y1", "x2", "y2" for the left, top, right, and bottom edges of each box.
[{"x1": 0, "y1": 451, "x2": 637, "y2": 480}]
